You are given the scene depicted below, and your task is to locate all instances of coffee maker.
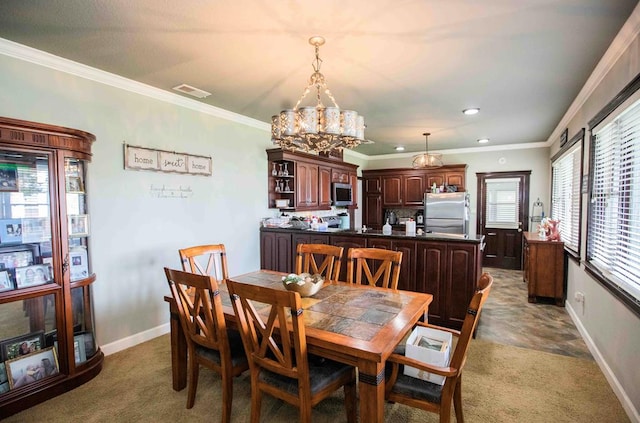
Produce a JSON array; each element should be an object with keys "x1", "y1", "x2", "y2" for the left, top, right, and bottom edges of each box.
[
  {"x1": 415, "y1": 210, "x2": 424, "y2": 225},
  {"x1": 384, "y1": 210, "x2": 398, "y2": 225}
]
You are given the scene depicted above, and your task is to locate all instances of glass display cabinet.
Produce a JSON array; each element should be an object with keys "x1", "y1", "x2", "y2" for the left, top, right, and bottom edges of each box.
[{"x1": 0, "y1": 117, "x2": 102, "y2": 418}]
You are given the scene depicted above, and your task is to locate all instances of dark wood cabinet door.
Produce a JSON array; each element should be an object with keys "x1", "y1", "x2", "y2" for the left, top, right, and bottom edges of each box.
[
  {"x1": 403, "y1": 175, "x2": 425, "y2": 206},
  {"x1": 318, "y1": 165, "x2": 332, "y2": 208},
  {"x1": 426, "y1": 173, "x2": 445, "y2": 190},
  {"x1": 329, "y1": 235, "x2": 367, "y2": 281},
  {"x1": 364, "y1": 194, "x2": 383, "y2": 229},
  {"x1": 445, "y1": 171, "x2": 465, "y2": 191},
  {"x1": 295, "y1": 162, "x2": 319, "y2": 209},
  {"x1": 416, "y1": 242, "x2": 447, "y2": 324},
  {"x1": 364, "y1": 176, "x2": 381, "y2": 193},
  {"x1": 445, "y1": 243, "x2": 478, "y2": 327},
  {"x1": 382, "y1": 176, "x2": 402, "y2": 206},
  {"x1": 261, "y1": 232, "x2": 293, "y2": 273},
  {"x1": 392, "y1": 240, "x2": 417, "y2": 291}
]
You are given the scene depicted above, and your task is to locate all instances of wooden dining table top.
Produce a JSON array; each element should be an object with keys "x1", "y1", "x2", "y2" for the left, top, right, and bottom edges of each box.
[{"x1": 222, "y1": 269, "x2": 433, "y2": 365}]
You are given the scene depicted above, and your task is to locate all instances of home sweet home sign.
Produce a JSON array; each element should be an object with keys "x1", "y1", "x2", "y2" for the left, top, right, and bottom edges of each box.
[{"x1": 124, "y1": 144, "x2": 212, "y2": 176}]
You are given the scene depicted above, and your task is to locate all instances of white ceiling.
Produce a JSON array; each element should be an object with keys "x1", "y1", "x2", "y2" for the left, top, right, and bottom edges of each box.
[{"x1": 0, "y1": 0, "x2": 637, "y2": 156}]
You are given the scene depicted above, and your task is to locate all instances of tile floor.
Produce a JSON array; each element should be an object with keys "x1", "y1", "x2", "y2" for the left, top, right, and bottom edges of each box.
[{"x1": 475, "y1": 267, "x2": 593, "y2": 360}]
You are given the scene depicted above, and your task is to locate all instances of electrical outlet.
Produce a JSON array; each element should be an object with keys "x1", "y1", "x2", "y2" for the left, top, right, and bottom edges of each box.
[{"x1": 574, "y1": 291, "x2": 585, "y2": 303}]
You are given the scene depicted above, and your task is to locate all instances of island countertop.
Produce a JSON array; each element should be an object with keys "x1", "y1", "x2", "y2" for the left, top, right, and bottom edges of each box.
[{"x1": 260, "y1": 226, "x2": 485, "y2": 244}]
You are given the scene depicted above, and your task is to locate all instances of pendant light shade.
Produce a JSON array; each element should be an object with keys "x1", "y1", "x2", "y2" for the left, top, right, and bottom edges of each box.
[{"x1": 412, "y1": 132, "x2": 443, "y2": 169}]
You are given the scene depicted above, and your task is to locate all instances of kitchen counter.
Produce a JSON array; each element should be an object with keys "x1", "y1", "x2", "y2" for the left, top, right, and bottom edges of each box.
[
  {"x1": 259, "y1": 226, "x2": 484, "y2": 330},
  {"x1": 261, "y1": 226, "x2": 484, "y2": 244}
]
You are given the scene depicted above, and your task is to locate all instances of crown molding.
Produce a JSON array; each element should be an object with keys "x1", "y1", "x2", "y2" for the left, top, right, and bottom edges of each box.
[
  {"x1": 363, "y1": 141, "x2": 549, "y2": 161},
  {"x1": 0, "y1": 38, "x2": 270, "y2": 132},
  {"x1": 546, "y1": 2, "x2": 640, "y2": 144}
]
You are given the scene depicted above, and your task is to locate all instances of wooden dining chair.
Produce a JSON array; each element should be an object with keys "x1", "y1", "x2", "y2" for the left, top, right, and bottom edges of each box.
[
  {"x1": 346, "y1": 247, "x2": 403, "y2": 289},
  {"x1": 226, "y1": 279, "x2": 357, "y2": 423},
  {"x1": 384, "y1": 272, "x2": 494, "y2": 423},
  {"x1": 164, "y1": 267, "x2": 249, "y2": 423},
  {"x1": 295, "y1": 243, "x2": 344, "y2": 283},
  {"x1": 179, "y1": 244, "x2": 229, "y2": 280}
]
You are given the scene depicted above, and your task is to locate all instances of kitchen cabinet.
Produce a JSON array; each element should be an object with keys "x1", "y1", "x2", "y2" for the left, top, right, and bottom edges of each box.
[
  {"x1": 362, "y1": 165, "x2": 467, "y2": 229},
  {"x1": 318, "y1": 165, "x2": 332, "y2": 208},
  {"x1": 0, "y1": 117, "x2": 103, "y2": 417},
  {"x1": 382, "y1": 176, "x2": 402, "y2": 206},
  {"x1": 266, "y1": 149, "x2": 358, "y2": 212},
  {"x1": 260, "y1": 231, "x2": 292, "y2": 273},
  {"x1": 260, "y1": 227, "x2": 482, "y2": 329},
  {"x1": 523, "y1": 232, "x2": 565, "y2": 306}
]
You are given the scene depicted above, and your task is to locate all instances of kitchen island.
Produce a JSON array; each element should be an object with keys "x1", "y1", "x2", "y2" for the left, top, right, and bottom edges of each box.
[{"x1": 260, "y1": 226, "x2": 484, "y2": 329}]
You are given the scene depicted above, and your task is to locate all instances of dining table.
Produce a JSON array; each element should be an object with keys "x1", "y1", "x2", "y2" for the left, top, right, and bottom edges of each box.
[{"x1": 164, "y1": 269, "x2": 432, "y2": 423}]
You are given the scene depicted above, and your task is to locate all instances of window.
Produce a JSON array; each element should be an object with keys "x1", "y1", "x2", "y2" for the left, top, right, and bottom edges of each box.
[
  {"x1": 551, "y1": 132, "x2": 583, "y2": 254},
  {"x1": 485, "y1": 178, "x2": 520, "y2": 229},
  {"x1": 588, "y1": 98, "x2": 640, "y2": 306}
]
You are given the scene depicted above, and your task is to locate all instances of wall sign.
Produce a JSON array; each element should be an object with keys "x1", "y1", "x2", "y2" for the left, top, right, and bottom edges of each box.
[{"x1": 124, "y1": 144, "x2": 212, "y2": 176}]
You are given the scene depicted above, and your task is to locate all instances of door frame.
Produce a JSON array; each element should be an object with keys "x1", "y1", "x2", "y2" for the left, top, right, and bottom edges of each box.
[{"x1": 476, "y1": 171, "x2": 531, "y2": 269}]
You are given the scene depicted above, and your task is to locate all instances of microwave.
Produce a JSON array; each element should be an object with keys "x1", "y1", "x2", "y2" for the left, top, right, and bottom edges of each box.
[{"x1": 332, "y1": 183, "x2": 353, "y2": 206}]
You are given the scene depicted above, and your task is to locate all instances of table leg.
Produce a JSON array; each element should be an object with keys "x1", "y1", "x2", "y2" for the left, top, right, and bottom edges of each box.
[
  {"x1": 169, "y1": 311, "x2": 187, "y2": 391},
  {"x1": 358, "y1": 362, "x2": 385, "y2": 423}
]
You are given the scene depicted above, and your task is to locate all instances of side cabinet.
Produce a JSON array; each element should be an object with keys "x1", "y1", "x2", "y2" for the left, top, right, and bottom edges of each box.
[
  {"x1": 523, "y1": 232, "x2": 565, "y2": 306},
  {"x1": 366, "y1": 238, "x2": 417, "y2": 291},
  {"x1": 329, "y1": 235, "x2": 367, "y2": 282}
]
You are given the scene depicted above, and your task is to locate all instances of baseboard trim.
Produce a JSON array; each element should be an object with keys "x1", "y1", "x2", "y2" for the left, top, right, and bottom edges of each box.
[
  {"x1": 566, "y1": 302, "x2": 640, "y2": 423},
  {"x1": 100, "y1": 323, "x2": 170, "y2": 357}
]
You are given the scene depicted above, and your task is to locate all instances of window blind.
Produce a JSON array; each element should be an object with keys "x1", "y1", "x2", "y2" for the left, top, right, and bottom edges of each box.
[
  {"x1": 588, "y1": 98, "x2": 640, "y2": 302},
  {"x1": 552, "y1": 143, "x2": 581, "y2": 253},
  {"x1": 485, "y1": 178, "x2": 520, "y2": 229}
]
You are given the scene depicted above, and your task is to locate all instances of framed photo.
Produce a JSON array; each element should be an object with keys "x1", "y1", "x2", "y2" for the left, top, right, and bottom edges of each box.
[
  {"x1": 21, "y1": 217, "x2": 51, "y2": 244},
  {"x1": 0, "y1": 331, "x2": 45, "y2": 361},
  {"x1": 15, "y1": 264, "x2": 53, "y2": 289},
  {"x1": 73, "y1": 334, "x2": 87, "y2": 364},
  {"x1": 68, "y1": 214, "x2": 89, "y2": 237},
  {"x1": 0, "y1": 246, "x2": 35, "y2": 270},
  {"x1": 66, "y1": 176, "x2": 84, "y2": 193},
  {"x1": 0, "y1": 219, "x2": 23, "y2": 245},
  {"x1": 6, "y1": 347, "x2": 59, "y2": 389},
  {"x1": 0, "y1": 164, "x2": 18, "y2": 192},
  {"x1": 70, "y1": 248, "x2": 88, "y2": 281},
  {"x1": 0, "y1": 270, "x2": 13, "y2": 292},
  {"x1": 79, "y1": 331, "x2": 96, "y2": 358},
  {"x1": 0, "y1": 363, "x2": 8, "y2": 394}
]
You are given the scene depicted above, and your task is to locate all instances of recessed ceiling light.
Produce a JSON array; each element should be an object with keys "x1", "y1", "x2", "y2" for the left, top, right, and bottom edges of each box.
[
  {"x1": 172, "y1": 84, "x2": 212, "y2": 99},
  {"x1": 395, "y1": 146, "x2": 405, "y2": 151},
  {"x1": 463, "y1": 108, "x2": 480, "y2": 115},
  {"x1": 477, "y1": 138, "x2": 490, "y2": 144}
]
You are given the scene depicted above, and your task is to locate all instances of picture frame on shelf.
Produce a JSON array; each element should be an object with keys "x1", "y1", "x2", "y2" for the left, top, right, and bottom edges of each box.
[
  {"x1": 66, "y1": 176, "x2": 84, "y2": 193},
  {"x1": 15, "y1": 264, "x2": 53, "y2": 289},
  {"x1": 0, "y1": 219, "x2": 23, "y2": 245},
  {"x1": 70, "y1": 248, "x2": 88, "y2": 281},
  {"x1": 0, "y1": 362, "x2": 9, "y2": 393},
  {"x1": 0, "y1": 270, "x2": 13, "y2": 292},
  {"x1": 21, "y1": 217, "x2": 52, "y2": 244},
  {"x1": 0, "y1": 245, "x2": 35, "y2": 271},
  {"x1": 0, "y1": 330, "x2": 45, "y2": 361},
  {"x1": 0, "y1": 164, "x2": 19, "y2": 192},
  {"x1": 5, "y1": 346, "x2": 59, "y2": 389},
  {"x1": 68, "y1": 214, "x2": 89, "y2": 237},
  {"x1": 79, "y1": 331, "x2": 96, "y2": 358},
  {"x1": 73, "y1": 334, "x2": 87, "y2": 364}
]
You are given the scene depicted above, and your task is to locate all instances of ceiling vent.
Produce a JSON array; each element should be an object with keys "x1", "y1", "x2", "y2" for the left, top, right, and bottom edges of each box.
[{"x1": 172, "y1": 84, "x2": 211, "y2": 99}]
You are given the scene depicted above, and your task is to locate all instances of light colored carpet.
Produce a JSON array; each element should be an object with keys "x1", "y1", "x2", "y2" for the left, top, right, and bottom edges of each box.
[{"x1": 3, "y1": 334, "x2": 629, "y2": 422}]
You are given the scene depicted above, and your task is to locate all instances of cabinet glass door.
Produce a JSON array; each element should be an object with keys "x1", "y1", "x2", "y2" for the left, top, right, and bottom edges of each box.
[
  {"x1": 0, "y1": 150, "x2": 59, "y2": 394},
  {"x1": 64, "y1": 158, "x2": 95, "y2": 363}
]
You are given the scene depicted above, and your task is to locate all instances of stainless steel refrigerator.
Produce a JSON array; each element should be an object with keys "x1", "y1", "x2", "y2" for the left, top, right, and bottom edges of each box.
[{"x1": 424, "y1": 192, "x2": 469, "y2": 235}]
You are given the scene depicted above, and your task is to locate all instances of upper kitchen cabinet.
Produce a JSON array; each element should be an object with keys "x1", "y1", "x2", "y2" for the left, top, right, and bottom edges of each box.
[
  {"x1": 266, "y1": 149, "x2": 358, "y2": 212},
  {"x1": 0, "y1": 117, "x2": 102, "y2": 418}
]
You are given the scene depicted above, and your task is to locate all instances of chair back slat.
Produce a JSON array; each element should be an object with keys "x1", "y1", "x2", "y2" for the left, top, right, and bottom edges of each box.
[
  {"x1": 228, "y1": 281, "x2": 307, "y2": 381},
  {"x1": 165, "y1": 267, "x2": 228, "y2": 351},
  {"x1": 295, "y1": 244, "x2": 344, "y2": 283},
  {"x1": 179, "y1": 244, "x2": 229, "y2": 282},
  {"x1": 346, "y1": 247, "x2": 402, "y2": 289}
]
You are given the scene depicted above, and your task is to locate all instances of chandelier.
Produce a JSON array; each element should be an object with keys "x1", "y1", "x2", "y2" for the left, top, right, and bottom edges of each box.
[
  {"x1": 412, "y1": 132, "x2": 443, "y2": 169},
  {"x1": 271, "y1": 36, "x2": 365, "y2": 154}
]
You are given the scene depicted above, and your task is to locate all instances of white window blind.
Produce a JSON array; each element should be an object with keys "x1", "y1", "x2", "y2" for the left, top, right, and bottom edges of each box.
[
  {"x1": 552, "y1": 143, "x2": 581, "y2": 253},
  {"x1": 485, "y1": 178, "x2": 520, "y2": 229},
  {"x1": 588, "y1": 98, "x2": 640, "y2": 302}
]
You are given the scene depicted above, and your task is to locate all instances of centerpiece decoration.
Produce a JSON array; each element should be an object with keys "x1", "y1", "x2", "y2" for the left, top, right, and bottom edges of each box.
[
  {"x1": 282, "y1": 273, "x2": 324, "y2": 297},
  {"x1": 537, "y1": 217, "x2": 561, "y2": 241}
]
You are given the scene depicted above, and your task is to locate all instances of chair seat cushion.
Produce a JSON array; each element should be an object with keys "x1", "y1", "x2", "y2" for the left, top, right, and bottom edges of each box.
[
  {"x1": 259, "y1": 355, "x2": 353, "y2": 396},
  {"x1": 195, "y1": 329, "x2": 247, "y2": 368}
]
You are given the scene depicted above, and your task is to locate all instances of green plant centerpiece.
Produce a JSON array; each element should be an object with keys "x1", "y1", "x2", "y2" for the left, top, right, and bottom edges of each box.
[{"x1": 282, "y1": 273, "x2": 324, "y2": 297}]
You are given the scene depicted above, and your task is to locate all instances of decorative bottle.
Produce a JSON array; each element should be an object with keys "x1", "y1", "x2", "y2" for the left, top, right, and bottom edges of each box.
[{"x1": 383, "y1": 219, "x2": 392, "y2": 235}]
